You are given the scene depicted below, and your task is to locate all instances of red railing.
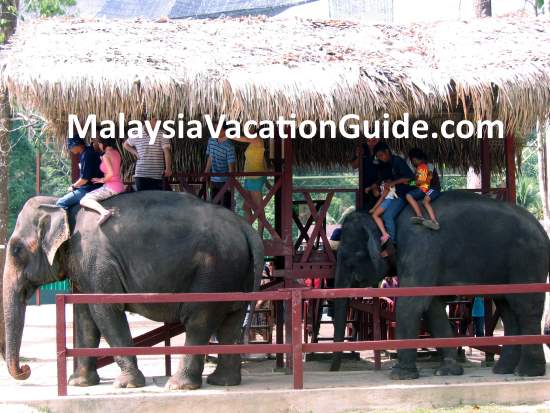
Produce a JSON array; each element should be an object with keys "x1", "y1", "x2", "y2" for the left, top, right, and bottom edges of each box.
[{"x1": 55, "y1": 283, "x2": 550, "y2": 396}]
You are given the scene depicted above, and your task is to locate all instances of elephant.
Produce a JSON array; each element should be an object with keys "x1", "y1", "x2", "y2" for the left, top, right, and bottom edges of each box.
[
  {"x1": 3, "y1": 191, "x2": 264, "y2": 390},
  {"x1": 330, "y1": 190, "x2": 550, "y2": 379}
]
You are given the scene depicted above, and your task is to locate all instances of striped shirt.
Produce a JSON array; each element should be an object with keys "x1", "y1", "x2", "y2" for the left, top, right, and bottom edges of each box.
[
  {"x1": 206, "y1": 138, "x2": 236, "y2": 182},
  {"x1": 126, "y1": 133, "x2": 171, "y2": 180}
]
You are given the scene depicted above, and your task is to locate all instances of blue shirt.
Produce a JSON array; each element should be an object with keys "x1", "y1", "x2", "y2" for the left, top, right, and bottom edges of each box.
[
  {"x1": 206, "y1": 138, "x2": 236, "y2": 183},
  {"x1": 79, "y1": 145, "x2": 103, "y2": 190}
]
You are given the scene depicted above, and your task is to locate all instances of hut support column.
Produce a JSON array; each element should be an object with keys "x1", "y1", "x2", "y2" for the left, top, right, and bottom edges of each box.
[
  {"x1": 505, "y1": 133, "x2": 516, "y2": 203},
  {"x1": 481, "y1": 133, "x2": 491, "y2": 194}
]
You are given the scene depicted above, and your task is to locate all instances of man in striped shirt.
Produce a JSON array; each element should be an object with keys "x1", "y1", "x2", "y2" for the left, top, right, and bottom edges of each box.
[
  {"x1": 123, "y1": 118, "x2": 172, "y2": 191},
  {"x1": 204, "y1": 126, "x2": 236, "y2": 209}
]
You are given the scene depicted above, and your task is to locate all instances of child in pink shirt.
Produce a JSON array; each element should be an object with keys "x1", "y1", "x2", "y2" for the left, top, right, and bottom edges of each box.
[{"x1": 80, "y1": 137, "x2": 124, "y2": 225}]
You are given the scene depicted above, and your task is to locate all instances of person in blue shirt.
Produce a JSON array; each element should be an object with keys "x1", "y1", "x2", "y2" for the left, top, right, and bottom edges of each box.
[
  {"x1": 373, "y1": 141, "x2": 415, "y2": 245},
  {"x1": 56, "y1": 137, "x2": 104, "y2": 210},
  {"x1": 204, "y1": 125, "x2": 237, "y2": 209},
  {"x1": 472, "y1": 296, "x2": 485, "y2": 337}
]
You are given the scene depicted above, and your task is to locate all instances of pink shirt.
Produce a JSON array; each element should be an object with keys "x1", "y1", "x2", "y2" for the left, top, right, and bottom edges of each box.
[{"x1": 100, "y1": 149, "x2": 124, "y2": 193}]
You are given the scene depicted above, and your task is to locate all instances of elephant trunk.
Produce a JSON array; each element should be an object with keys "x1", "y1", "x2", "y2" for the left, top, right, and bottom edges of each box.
[{"x1": 3, "y1": 262, "x2": 31, "y2": 380}]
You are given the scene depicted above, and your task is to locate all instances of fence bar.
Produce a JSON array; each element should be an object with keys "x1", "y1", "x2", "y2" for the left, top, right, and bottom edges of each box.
[
  {"x1": 304, "y1": 334, "x2": 550, "y2": 353},
  {"x1": 64, "y1": 291, "x2": 291, "y2": 304},
  {"x1": 291, "y1": 289, "x2": 304, "y2": 389},
  {"x1": 303, "y1": 284, "x2": 550, "y2": 299},
  {"x1": 55, "y1": 295, "x2": 67, "y2": 397}
]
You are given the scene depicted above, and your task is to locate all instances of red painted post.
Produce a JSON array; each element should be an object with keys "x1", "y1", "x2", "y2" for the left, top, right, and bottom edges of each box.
[
  {"x1": 291, "y1": 289, "x2": 304, "y2": 390},
  {"x1": 373, "y1": 297, "x2": 381, "y2": 370},
  {"x1": 274, "y1": 133, "x2": 285, "y2": 370},
  {"x1": 481, "y1": 133, "x2": 491, "y2": 194},
  {"x1": 56, "y1": 295, "x2": 67, "y2": 397},
  {"x1": 164, "y1": 323, "x2": 172, "y2": 377},
  {"x1": 505, "y1": 133, "x2": 516, "y2": 203}
]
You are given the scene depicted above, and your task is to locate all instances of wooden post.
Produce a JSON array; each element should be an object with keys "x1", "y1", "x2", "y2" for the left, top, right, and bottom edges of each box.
[
  {"x1": 480, "y1": 133, "x2": 491, "y2": 194},
  {"x1": 274, "y1": 134, "x2": 285, "y2": 370},
  {"x1": 505, "y1": 133, "x2": 516, "y2": 204}
]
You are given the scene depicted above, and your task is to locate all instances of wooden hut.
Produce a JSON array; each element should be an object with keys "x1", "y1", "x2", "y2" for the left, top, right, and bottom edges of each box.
[{"x1": 2, "y1": 14, "x2": 550, "y2": 363}]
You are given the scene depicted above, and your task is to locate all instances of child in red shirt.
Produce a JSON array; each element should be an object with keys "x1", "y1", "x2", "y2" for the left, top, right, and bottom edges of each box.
[{"x1": 405, "y1": 148, "x2": 440, "y2": 230}]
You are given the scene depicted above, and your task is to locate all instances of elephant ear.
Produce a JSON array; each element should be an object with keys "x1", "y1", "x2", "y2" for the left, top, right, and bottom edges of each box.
[
  {"x1": 37, "y1": 205, "x2": 70, "y2": 266},
  {"x1": 362, "y1": 218, "x2": 389, "y2": 281}
]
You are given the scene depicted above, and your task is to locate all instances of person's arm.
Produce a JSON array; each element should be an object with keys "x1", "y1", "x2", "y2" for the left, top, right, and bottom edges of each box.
[
  {"x1": 163, "y1": 146, "x2": 173, "y2": 177},
  {"x1": 123, "y1": 140, "x2": 139, "y2": 158},
  {"x1": 227, "y1": 143, "x2": 237, "y2": 175},
  {"x1": 93, "y1": 154, "x2": 113, "y2": 184},
  {"x1": 387, "y1": 157, "x2": 414, "y2": 186},
  {"x1": 71, "y1": 177, "x2": 89, "y2": 189}
]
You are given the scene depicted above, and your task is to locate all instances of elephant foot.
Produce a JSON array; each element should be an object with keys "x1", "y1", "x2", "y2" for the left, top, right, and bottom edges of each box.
[
  {"x1": 329, "y1": 355, "x2": 342, "y2": 372},
  {"x1": 435, "y1": 358, "x2": 463, "y2": 376},
  {"x1": 390, "y1": 364, "x2": 419, "y2": 380},
  {"x1": 68, "y1": 369, "x2": 100, "y2": 387},
  {"x1": 207, "y1": 369, "x2": 241, "y2": 386},
  {"x1": 113, "y1": 369, "x2": 146, "y2": 388},
  {"x1": 514, "y1": 361, "x2": 546, "y2": 377},
  {"x1": 492, "y1": 358, "x2": 516, "y2": 375},
  {"x1": 165, "y1": 375, "x2": 202, "y2": 390}
]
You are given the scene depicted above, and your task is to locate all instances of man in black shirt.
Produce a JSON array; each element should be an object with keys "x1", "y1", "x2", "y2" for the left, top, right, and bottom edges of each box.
[
  {"x1": 373, "y1": 141, "x2": 414, "y2": 244},
  {"x1": 56, "y1": 137, "x2": 104, "y2": 209}
]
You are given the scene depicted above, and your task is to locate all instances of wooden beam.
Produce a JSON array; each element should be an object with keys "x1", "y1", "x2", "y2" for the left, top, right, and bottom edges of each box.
[
  {"x1": 480, "y1": 133, "x2": 491, "y2": 194},
  {"x1": 505, "y1": 133, "x2": 516, "y2": 204}
]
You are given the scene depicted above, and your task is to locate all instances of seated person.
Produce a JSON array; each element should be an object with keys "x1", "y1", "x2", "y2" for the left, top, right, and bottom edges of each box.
[
  {"x1": 405, "y1": 148, "x2": 441, "y2": 230},
  {"x1": 79, "y1": 137, "x2": 124, "y2": 225},
  {"x1": 56, "y1": 137, "x2": 103, "y2": 209},
  {"x1": 369, "y1": 180, "x2": 398, "y2": 245}
]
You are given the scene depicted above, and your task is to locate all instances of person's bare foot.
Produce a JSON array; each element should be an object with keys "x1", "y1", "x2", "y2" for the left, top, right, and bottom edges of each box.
[{"x1": 97, "y1": 210, "x2": 113, "y2": 226}]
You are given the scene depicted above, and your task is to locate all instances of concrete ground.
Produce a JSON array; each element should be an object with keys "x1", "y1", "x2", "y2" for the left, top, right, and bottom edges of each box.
[{"x1": 0, "y1": 305, "x2": 550, "y2": 413}]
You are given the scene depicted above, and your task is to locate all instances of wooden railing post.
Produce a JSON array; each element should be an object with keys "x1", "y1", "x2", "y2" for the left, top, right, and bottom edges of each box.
[
  {"x1": 56, "y1": 294, "x2": 67, "y2": 397},
  {"x1": 291, "y1": 289, "x2": 304, "y2": 390}
]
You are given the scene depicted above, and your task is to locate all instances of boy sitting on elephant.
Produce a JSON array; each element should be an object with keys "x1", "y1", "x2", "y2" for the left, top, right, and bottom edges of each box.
[{"x1": 405, "y1": 148, "x2": 440, "y2": 230}]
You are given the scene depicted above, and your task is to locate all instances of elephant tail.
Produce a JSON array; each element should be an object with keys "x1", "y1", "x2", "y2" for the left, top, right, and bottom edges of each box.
[{"x1": 241, "y1": 223, "x2": 265, "y2": 345}]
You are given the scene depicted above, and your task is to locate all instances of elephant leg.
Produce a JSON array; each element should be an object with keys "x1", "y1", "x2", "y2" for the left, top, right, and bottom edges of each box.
[
  {"x1": 88, "y1": 303, "x2": 145, "y2": 388},
  {"x1": 207, "y1": 306, "x2": 246, "y2": 386},
  {"x1": 424, "y1": 298, "x2": 463, "y2": 377},
  {"x1": 492, "y1": 299, "x2": 521, "y2": 374},
  {"x1": 391, "y1": 296, "x2": 430, "y2": 380},
  {"x1": 68, "y1": 304, "x2": 101, "y2": 387},
  {"x1": 513, "y1": 294, "x2": 546, "y2": 377},
  {"x1": 166, "y1": 306, "x2": 220, "y2": 390}
]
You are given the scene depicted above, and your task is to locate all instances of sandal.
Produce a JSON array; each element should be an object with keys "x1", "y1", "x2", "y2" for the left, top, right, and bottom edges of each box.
[
  {"x1": 410, "y1": 216, "x2": 424, "y2": 225},
  {"x1": 422, "y1": 219, "x2": 440, "y2": 230}
]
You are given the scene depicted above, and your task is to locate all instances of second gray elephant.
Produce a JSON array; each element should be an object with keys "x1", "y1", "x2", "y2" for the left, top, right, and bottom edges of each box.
[{"x1": 3, "y1": 191, "x2": 264, "y2": 390}]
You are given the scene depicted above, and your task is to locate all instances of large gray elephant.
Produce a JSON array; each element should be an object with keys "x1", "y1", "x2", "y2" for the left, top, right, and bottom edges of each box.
[
  {"x1": 331, "y1": 191, "x2": 550, "y2": 379},
  {"x1": 3, "y1": 191, "x2": 264, "y2": 389}
]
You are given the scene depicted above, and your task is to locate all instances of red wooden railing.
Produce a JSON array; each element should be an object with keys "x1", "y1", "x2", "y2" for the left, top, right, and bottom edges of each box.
[{"x1": 56, "y1": 283, "x2": 550, "y2": 396}]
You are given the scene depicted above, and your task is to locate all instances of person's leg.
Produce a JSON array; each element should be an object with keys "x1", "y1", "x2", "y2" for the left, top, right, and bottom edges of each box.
[
  {"x1": 372, "y1": 206, "x2": 389, "y2": 241},
  {"x1": 223, "y1": 186, "x2": 233, "y2": 210},
  {"x1": 406, "y1": 190, "x2": 424, "y2": 223},
  {"x1": 249, "y1": 190, "x2": 264, "y2": 235},
  {"x1": 382, "y1": 198, "x2": 405, "y2": 242},
  {"x1": 80, "y1": 188, "x2": 114, "y2": 225},
  {"x1": 56, "y1": 188, "x2": 88, "y2": 209},
  {"x1": 135, "y1": 177, "x2": 163, "y2": 191},
  {"x1": 423, "y1": 197, "x2": 438, "y2": 222}
]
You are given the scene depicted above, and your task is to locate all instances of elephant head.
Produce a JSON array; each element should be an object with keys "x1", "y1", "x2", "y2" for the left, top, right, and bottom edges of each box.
[
  {"x1": 3, "y1": 196, "x2": 69, "y2": 380},
  {"x1": 330, "y1": 211, "x2": 389, "y2": 371}
]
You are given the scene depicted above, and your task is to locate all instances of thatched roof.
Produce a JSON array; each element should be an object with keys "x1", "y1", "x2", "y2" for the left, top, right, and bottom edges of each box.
[{"x1": 1, "y1": 15, "x2": 550, "y2": 173}]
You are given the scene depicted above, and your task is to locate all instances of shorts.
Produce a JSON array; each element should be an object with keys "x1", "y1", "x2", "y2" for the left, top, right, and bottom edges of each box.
[
  {"x1": 380, "y1": 198, "x2": 395, "y2": 210},
  {"x1": 81, "y1": 186, "x2": 120, "y2": 202},
  {"x1": 244, "y1": 176, "x2": 267, "y2": 192},
  {"x1": 407, "y1": 187, "x2": 440, "y2": 201}
]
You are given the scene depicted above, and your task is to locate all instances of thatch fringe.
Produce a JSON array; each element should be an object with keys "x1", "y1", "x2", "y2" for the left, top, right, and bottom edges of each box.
[{"x1": 1, "y1": 16, "x2": 549, "y2": 173}]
